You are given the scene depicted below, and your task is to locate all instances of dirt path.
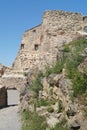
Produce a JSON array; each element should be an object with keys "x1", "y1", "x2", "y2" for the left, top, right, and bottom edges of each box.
[
  {"x1": 0, "y1": 90, "x2": 22, "y2": 130},
  {"x1": 0, "y1": 106, "x2": 22, "y2": 130}
]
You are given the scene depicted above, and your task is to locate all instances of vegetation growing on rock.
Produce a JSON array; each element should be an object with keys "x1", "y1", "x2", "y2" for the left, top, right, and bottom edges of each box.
[
  {"x1": 22, "y1": 109, "x2": 47, "y2": 130},
  {"x1": 21, "y1": 37, "x2": 87, "y2": 130}
]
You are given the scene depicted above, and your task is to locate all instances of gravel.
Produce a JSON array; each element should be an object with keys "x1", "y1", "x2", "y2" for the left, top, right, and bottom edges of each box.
[
  {"x1": 0, "y1": 106, "x2": 22, "y2": 130},
  {"x1": 0, "y1": 89, "x2": 22, "y2": 130}
]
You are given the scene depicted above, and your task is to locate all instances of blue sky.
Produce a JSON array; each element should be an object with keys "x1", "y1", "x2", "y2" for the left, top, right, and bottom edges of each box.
[{"x1": 0, "y1": 0, "x2": 87, "y2": 66}]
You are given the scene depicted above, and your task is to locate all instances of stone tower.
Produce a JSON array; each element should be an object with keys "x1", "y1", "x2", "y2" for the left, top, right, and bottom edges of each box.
[{"x1": 12, "y1": 10, "x2": 87, "y2": 72}]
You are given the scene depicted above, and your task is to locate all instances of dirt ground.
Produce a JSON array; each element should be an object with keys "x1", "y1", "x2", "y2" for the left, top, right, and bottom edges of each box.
[{"x1": 0, "y1": 90, "x2": 22, "y2": 130}]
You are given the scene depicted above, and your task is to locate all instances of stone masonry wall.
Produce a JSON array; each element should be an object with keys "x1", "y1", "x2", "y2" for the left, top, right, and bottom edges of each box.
[
  {"x1": 12, "y1": 10, "x2": 87, "y2": 72},
  {"x1": 43, "y1": 11, "x2": 83, "y2": 33},
  {"x1": 2, "y1": 75, "x2": 27, "y2": 91}
]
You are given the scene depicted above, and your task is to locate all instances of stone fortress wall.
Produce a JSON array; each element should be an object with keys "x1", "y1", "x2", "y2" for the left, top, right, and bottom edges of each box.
[
  {"x1": 12, "y1": 10, "x2": 87, "y2": 72},
  {"x1": 1, "y1": 10, "x2": 87, "y2": 91},
  {"x1": 0, "y1": 10, "x2": 87, "y2": 108}
]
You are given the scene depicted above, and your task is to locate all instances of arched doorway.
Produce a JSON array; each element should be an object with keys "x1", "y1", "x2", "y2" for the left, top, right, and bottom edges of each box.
[{"x1": 7, "y1": 89, "x2": 19, "y2": 106}]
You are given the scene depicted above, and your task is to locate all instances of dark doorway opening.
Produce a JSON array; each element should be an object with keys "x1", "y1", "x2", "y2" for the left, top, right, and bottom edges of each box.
[
  {"x1": 21, "y1": 44, "x2": 24, "y2": 50},
  {"x1": 34, "y1": 44, "x2": 39, "y2": 51}
]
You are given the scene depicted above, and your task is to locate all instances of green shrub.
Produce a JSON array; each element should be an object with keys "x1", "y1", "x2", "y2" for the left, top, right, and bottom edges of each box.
[
  {"x1": 63, "y1": 38, "x2": 87, "y2": 97},
  {"x1": 72, "y1": 73, "x2": 87, "y2": 96},
  {"x1": 69, "y1": 37, "x2": 87, "y2": 48},
  {"x1": 36, "y1": 99, "x2": 49, "y2": 107},
  {"x1": 63, "y1": 44, "x2": 70, "y2": 52},
  {"x1": 47, "y1": 106, "x2": 54, "y2": 113},
  {"x1": 65, "y1": 60, "x2": 78, "y2": 79},
  {"x1": 22, "y1": 109, "x2": 47, "y2": 130},
  {"x1": 24, "y1": 72, "x2": 28, "y2": 77},
  {"x1": 31, "y1": 72, "x2": 43, "y2": 97},
  {"x1": 36, "y1": 99, "x2": 56, "y2": 107},
  {"x1": 83, "y1": 108, "x2": 87, "y2": 117},
  {"x1": 51, "y1": 123, "x2": 69, "y2": 130},
  {"x1": 66, "y1": 59, "x2": 87, "y2": 97},
  {"x1": 22, "y1": 109, "x2": 29, "y2": 120},
  {"x1": 44, "y1": 57, "x2": 66, "y2": 77},
  {"x1": 51, "y1": 118, "x2": 68, "y2": 130},
  {"x1": 31, "y1": 37, "x2": 87, "y2": 101},
  {"x1": 57, "y1": 100, "x2": 64, "y2": 113}
]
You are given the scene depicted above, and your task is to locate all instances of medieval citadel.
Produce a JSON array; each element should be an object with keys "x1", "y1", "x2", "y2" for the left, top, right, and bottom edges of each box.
[
  {"x1": 12, "y1": 10, "x2": 87, "y2": 72},
  {"x1": 0, "y1": 10, "x2": 87, "y2": 108}
]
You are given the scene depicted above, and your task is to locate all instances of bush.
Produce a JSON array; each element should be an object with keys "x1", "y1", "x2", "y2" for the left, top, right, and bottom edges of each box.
[
  {"x1": 65, "y1": 56, "x2": 87, "y2": 97},
  {"x1": 63, "y1": 38, "x2": 87, "y2": 97},
  {"x1": 22, "y1": 109, "x2": 47, "y2": 130},
  {"x1": 72, "y1": 73, "x2": 87, "y2": 96},
  {"x1": 66, "y1": 59, "x2": 87, "y2": 97},
  {"x1": 51, "y1": 118, "x2": 68, "y2": 130},
  {"x1": 51, "y1": 123, "x2": 69, "y2": 130},
  {"x1": 36, "y1": 99, "x2": 49, "y2": 107},
  {"x1": 44, "y1": 57, "x2": 66, "y2": 77},
  {"x1": 22, "y1": 109, "x2": 29, "y2": 120},
  {"x1": 57, "y1": 100, "x2": 64, "y2": 113},
  {"x1": 47, "y1": 106, "x2": 54, "y2": 113},
  {"x1": 31, "y1": 72, "x2": 43, "y2": 97},
  {"x1": 63, "y1": 44, "x2": 70, "y2": 52},
  {"x1": 24, "y1": 72, "x2": 28, "y2": 77},
  {"x1": 36, "y1": 99, "x2": 56, "y2": 107}
]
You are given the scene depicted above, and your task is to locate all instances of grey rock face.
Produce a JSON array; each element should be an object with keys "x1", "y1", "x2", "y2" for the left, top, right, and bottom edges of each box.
[
  {"x1": 70, "y1": 120, "x2": 80, "y2": 130},
  {"x1": 66, "y1": 103, "x2": 76, "y2": 117}
]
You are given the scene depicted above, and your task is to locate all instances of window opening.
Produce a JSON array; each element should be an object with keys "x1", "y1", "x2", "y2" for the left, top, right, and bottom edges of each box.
[
  {"x1": 33, "y1": 29, "x2": 36, "y2": 32},
  {"x1": 84, "y1": 26, "x2": 87, "y2": 32},
  {"x1": 34, "y1": 44, "x2": 39, "y2": 51},
  {"x1": 21, "y1": 44, "x2": 24, "y2": 49}
]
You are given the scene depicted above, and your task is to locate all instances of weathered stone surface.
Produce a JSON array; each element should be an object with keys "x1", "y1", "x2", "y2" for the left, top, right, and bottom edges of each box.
[
  {"x1": 2, "y1": 74, "x2": 27, "y2": 91},
  {"x1": 53, "y1": 74, "x2": 62, "y2": 86},
  {"x1": 66, "y1": 103, "x2": 76, "y2": 117},
  {"x1": 41, "y1": 77, "x2": 49, "y2": 89},
  {"x1": 70, "y1": 120, "x2": 80, "y2": 130},
  {"x1": 59, "y1": 77, "x2": 72, "y2": 96},
  {"x1": 80, "y1": 120, "x2": 87, "y2": 130},
  {"x1": 19, "y1": 87, "x2": 33, "y2": 111},
  {"x1": 53, "y1": 86, "x2": 59, "y2": 96},
  {"x1": 37, "y1": 106, "x2": 48, "y2": 116},
  {"x1": 48, "y1": 74, "x2": 57, "y2": 86},
  {"x1": 47, "y1": 115, "x2": 59, "y2": 128},
  {"x1": 12, "y1": 10, "x2": 87, "y2": 72}
]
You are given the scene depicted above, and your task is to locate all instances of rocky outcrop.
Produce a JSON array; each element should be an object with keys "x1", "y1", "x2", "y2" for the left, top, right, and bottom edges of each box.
[{"x1": 19, "y1": 72, "x2": 86, "y2": 129}]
